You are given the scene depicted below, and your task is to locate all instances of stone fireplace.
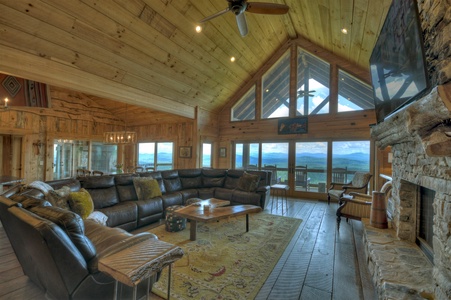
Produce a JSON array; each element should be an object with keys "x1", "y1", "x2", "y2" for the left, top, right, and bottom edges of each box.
[
  {"x1": 371, "y1": 85, "x2": 451, "y2": 299},
  {"x1": 367, "y1": 0, "x2": 451, "y2": 298}
]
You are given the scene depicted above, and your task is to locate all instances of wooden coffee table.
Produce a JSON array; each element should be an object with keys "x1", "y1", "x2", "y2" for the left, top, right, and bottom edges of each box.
[{"x1": 173, "y1": 198, "x2": 262, "y2": 241}]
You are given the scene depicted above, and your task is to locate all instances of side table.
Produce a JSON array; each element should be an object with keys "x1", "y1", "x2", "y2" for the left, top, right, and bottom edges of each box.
[
  {"x1": 99, "y1": 238, "x2": 184, "y2": 300},
  {"x1": 271, "y1": 184, "x2": 289, "y2": 215}
]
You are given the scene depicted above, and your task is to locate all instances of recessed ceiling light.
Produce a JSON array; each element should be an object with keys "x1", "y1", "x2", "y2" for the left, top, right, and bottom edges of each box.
[
  {"x1": 195, "y1": 25, "x2": 202, "y2": 33},
  {"x1": 341, "y1": 28, "x2": 348, "y2": 34},
  {"x1": 230, "y1": 56, "x2": 236, "y2": 62}
]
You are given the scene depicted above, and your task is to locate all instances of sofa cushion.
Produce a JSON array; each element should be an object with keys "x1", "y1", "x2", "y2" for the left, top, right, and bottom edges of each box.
[
  {"x1": 237, "y1": 172, "x2": 260, "y2": 192},
  {"x1": 30, "y1": 205, "x2": 97, "y2": 264},
  {"x1": 97, "y1": 202, "x2": 138, "y2": 229},
  {"x1": 202, "y1": 168, "x2": 226, "y2": 187},
  {"x1": 69, "y1": 188, "x2": 94, "y2": 219},
  {"x1": 179, "y1": 169, "x2": 202, "y2": 189},
  {"x1": 81, "y1": 176, "x2": 119, "y2": 209},
  {"x1": 163, "y1": 171, "x2": 182, "y2": 193},
  {"x1": 133, "y1": 177, "x2": 162, "y2": 200},
  {"x1": 47, "y1": 186, "x2": 71, "y2": 209},
  {"x1": 224, "y1": 169, "x2": 243, "y2": 189},
  {"x1": 114, "y1": 174, "x2": 139, "y2": 202}
]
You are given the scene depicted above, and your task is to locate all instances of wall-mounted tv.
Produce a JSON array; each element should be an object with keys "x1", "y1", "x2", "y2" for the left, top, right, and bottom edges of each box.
[{"x1": 370, "y1": 0, "x2": 430, "y2": 123}]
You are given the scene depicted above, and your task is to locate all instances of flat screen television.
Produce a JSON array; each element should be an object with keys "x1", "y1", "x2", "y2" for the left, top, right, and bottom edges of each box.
[{"x1": 369, "y1": 0, "x2": 430, "y2": 123}]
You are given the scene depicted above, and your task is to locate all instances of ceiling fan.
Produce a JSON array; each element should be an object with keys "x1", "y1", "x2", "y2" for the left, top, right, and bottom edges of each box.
[{"x1": 198, "y1": 0, "x2": 290, "y2": 37}]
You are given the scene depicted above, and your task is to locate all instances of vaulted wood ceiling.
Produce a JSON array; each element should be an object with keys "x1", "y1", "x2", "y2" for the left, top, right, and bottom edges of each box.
[{"x1": 0, "y1": 0, "x2": 392, "y2": 120}]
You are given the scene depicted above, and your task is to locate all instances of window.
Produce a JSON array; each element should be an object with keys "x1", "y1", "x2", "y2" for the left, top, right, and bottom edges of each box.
[
  {"x1": 295, "y1": 142, "x2": 328, "y2": 192},
  {"x1": 297, "y1": 49, "x2": 330, "y2": 115},
  {"x1": 91, "y1": 142, "x2": 117, "y2": 173},
  {"x1": 235, "y1": 143, "x2": 259, "y2": 169},
  {"x1": 262, "y1": 51, "x2": 290, "y2": 119},
  {"x1": 338, "y1": 69, "x2": 375, "y2": 112},
  {"x1": 138, "y1": 142, "x2": 173, "y2": 171},
  {"x1": 202, "y1": 143, "x2": 212, "y2": 167},
  {"x1": 332, "y1": 141, "x2": 370, "y2": 183},
  {"x1": 231, "y1": 85, "x2": 256, "y2": 121}
]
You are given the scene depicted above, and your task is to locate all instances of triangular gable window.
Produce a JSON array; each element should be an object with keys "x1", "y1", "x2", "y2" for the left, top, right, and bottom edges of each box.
[
  {"x1": 231, "y1": 85, "x2": 256, "y2": 121},
  {"x1": 261, "y1": 51, "x2": 290, "y2": 119},
  {"x1": 338, "y1": 69, "x2": 375, "y2": 112},
  {"x1": 297, "y1": 49, "x2": 330, "y2": 115}
]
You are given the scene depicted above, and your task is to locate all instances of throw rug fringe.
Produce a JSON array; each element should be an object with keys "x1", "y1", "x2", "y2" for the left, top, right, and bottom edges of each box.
[{"x1": 150, "y1": 213, "x2": 302, "y2": 299}]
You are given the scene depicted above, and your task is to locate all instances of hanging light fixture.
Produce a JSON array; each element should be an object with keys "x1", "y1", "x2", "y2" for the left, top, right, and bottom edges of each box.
[{"x1": 103, "y1": 103, "x2": 137, "y2": 144}]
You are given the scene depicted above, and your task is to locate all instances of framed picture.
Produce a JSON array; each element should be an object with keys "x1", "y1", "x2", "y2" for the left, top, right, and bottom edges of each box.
[
  {"x1": 219, "y1": 147, "x2": 227, "y2": 158},
  {"x1": 278, "y1": 117, "x2": 308, "y2": 134},
  {"x1": 179, "y1": 146, "x2": 192, "y2": 158}
]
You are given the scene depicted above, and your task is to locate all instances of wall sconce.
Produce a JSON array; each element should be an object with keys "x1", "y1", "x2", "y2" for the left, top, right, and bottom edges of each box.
[
  {"x1": 3, "y1": 97, "x2": 9, "y2": 109},
  {"x1": 33, "y1": 140, "x2": 45, "y2": 155},
  {"x1": 388, "y1": 152, "x2": 393, "y2": 164}
]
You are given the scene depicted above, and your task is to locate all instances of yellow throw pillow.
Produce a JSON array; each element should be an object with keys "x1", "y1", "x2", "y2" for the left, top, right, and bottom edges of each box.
[
  {"x1": 69, "y1": 188, "x2": 94, "y2": 219},
  {"x1": 237, "y1": 171, "x2": 260, "y2": 192},
  {"x1": 133, "y1": 177, "x2": 162, "y2": 200}
]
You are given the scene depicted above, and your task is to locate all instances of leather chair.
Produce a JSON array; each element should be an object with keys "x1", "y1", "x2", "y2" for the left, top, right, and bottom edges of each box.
[
  {"x1": 336, "y1": 180, "x2": 392, "y2": 231},
  {"x1": 327, "y1": 171, "x2": 372, "y2": 205}
]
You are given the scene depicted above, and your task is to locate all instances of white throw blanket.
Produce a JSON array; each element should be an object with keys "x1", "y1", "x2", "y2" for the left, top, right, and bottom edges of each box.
[{"x1": 27, "y1": 180, "x2": 54, "y2": 196}]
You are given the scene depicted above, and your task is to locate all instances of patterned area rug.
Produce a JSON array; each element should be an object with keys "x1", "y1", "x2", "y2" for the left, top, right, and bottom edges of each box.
[{"x1": 150, "y1": 213, "x2": 302, "y2": 299}]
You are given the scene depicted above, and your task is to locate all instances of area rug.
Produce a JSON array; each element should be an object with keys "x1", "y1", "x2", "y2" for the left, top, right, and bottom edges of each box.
[{"x1": 150, "y1": 213, "x2": 302, "y2": 299}]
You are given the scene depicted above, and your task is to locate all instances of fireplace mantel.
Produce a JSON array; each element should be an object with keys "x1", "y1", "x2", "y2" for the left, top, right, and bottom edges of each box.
[{"x1": 371, "y1": 83, "x2": 451, "y2": 153}]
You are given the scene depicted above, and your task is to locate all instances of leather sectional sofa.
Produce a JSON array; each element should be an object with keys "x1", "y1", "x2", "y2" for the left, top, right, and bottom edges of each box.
[{"x1": 0, "y1": 168, "x2": 271, "y2": 299}]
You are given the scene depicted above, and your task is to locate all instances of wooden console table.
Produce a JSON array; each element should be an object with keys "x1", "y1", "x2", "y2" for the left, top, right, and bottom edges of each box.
[{"x1": 99, "y1": 238, "x2": 184, "y2": 300}]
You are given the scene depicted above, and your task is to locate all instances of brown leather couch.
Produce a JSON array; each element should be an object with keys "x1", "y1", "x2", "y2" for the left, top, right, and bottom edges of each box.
[
  {"x1": 13, "y1": 168, "x2": 271, "y2": 231},
  {"x1": 0, "y1": 195, "x2": 158, "y2": 300}
]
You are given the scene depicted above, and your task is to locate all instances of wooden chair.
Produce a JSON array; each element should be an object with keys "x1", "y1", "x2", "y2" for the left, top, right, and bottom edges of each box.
[
  {"x1": 92, "y1": 170, "x2": 104, "y2": 176},
  {"x1": 295, "y1": 165, "x2": 310, "y2": 191},
  {"x1": 337, "y1": 180, "x2": 392, "y2": 231},
  {"x1": 145, "y1": 167, "x2": 155, "y2": 172},
  {"x1": 246, "y1": 164, "x2": 258, "y2": 171},
  {"x1": 133, "y1": 166, "x2": 144, "y2": 173},
  {"x1": 76, "y1": 168, "x2": 91, "y2": 176},
  {"x1": 263, "y1": 164, "x2": 279, "y2": 185},
  {"x1": 327, "y1": 171, "x2": 372, "y2": 205},
  {"x1": 332, "y1": 167, "x2": 348, "y2": 184}
]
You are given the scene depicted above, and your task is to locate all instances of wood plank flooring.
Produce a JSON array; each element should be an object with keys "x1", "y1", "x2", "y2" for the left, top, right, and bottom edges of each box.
[{"x1": 0, "y1": 198, "x2": 376, "y2": 300}]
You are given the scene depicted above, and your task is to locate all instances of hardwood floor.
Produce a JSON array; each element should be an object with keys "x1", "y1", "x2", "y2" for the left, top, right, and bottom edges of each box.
[{"x1": 0, "y1": 198, "x2": 376, "y2": 300}]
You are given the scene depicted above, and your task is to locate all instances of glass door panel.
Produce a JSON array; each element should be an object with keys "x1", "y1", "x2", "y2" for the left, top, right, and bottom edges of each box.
[
  {"x1": 294, "y1": 142, "x2": 328, "y2": 193},
  {"x1": 53, "y1": 140, "x2": 73, "y2": 179},
  {"x1": 332, "y1": 141, "x2": 370, "y2": 183},
  {"x1": 261, "y1": 142, "x2": 289, "y2": 185}
]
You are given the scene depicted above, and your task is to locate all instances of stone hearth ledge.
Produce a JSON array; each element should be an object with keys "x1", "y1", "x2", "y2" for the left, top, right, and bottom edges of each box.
[{"x1": 361, "y1": 219, "x2": 435, "y2": 300}]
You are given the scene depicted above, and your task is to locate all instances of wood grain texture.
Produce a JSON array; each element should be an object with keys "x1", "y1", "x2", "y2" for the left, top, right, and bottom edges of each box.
[{"x1": 0, "y1": 0, "x2": 392, "y2": 118}]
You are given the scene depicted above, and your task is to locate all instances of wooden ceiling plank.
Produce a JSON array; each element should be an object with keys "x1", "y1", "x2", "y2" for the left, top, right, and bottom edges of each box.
[{"x1": 0, "y1": 45, "x2": 196, "y2": 118}]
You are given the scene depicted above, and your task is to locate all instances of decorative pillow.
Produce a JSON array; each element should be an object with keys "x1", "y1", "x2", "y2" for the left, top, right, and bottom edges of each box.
[
  {"x1": 86, "y1": 211, "x2": 108, "y2": 226},
  {"x1": 69, "y1": 188, "x2": 94, "y2": 219},
  {"x1": 133, "y1": 177, "x2": 162, "y2": 200},
  {"x1": 237, "y1": 171, "x2": 260, "y2": 192},
  {"x1": 46, "y1": 186, "x2": 71, "y2": 209}
]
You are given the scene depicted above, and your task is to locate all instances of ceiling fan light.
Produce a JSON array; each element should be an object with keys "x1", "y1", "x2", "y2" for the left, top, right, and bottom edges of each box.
[
  {"x1": 195, "y1": 25, "x2": 202, "y2": 33},
  {"x1": 230, "y1": 56, "x2": 236, "y2": 62},
  {"x1": 341, "y1": 28, "x2": 348, "y2": 34}
]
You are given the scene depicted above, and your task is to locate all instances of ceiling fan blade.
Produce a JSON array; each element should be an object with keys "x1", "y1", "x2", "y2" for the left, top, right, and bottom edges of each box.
[
  {"x1": 199, "y1": 7, "x2": 230, "y2": 23},
  {"x1": 236, "y1": 13, "x2": 248, "y2": 36},
  {"x1": 246, "y1": 2, "x2": 289, "y2": 15}
]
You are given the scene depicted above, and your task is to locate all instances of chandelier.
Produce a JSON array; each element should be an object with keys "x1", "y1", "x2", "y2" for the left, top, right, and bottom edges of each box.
[
  {"x1": 103, "y1": 131, "x2": 137, "y2": 144},
  {"x1": 103, "y1": 104, "x2": 137, "y2": 144}
]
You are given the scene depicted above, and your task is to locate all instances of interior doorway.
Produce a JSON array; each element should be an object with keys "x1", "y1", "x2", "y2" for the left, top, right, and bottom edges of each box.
[{"x1": 0, "y1": 134, "x2": 23, "y2": 178}]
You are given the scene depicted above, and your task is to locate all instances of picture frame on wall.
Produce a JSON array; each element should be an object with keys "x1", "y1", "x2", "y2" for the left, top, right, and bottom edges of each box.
[
  {"x1": 179, "y1": 146, "x2": 192, "y2": 158},
  {"x1": 277, "y1": 117, "x2": 308, "y2": 134},
  {"x1": 219, "y1": 147, "x2": 227, "y2": 158}
]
